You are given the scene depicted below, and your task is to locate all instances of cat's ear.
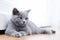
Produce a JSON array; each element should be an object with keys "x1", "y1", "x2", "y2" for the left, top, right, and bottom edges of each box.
[
  {"x1": 25, "y1": 9, "x2": 31, "y2": 13},
  {"x1": 12, "y1": 8, "x2": 19, "y2": 15}
]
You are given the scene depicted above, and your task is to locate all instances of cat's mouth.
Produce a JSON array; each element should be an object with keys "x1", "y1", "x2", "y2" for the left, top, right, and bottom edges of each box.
[
  {"x1": 18, "y1": 23, "x2": 26, "y2": 26},
  {"x1": 15, "y1": 23, "x2": 26, "y2": 27},
  {"x1": 21, "y1": 24, "x2": 25, "y2": 26}
]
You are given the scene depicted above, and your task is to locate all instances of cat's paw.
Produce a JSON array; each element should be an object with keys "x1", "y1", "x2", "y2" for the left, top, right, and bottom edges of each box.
[
  {"x1": 11, "y1": 33, "x2": 20, "y2": 37},
  {"x1": 51, "y1": 30, "x2": 56, "y2": 34},
  {"x1": 14, "y1": 33, "x2": 20, "y2": 37},
  {"x1": 46, "y1": 30, "x2": 56, "y2": 34},
  {"x1": 19, "y1": 31, "x2": 28, "y2": 36}
]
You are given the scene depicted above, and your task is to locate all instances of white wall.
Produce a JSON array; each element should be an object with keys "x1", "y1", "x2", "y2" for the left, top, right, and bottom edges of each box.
[
  {"x1": 1, "y1": 0, "x2": 60, "y2": 28},
  {"x1": 48, "y1": 1, "x2": 60, "y2": 40},
  {"x1": 0, "y1": 0, "x2": 50, "y2": 27},
  {"x1": 48, "y1": 0, "x2": 60, "y2": 29}
]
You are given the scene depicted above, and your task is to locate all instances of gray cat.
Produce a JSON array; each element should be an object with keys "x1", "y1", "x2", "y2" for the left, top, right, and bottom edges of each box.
[{"x1": 5, "y1": 8, "x2": 55, "y2": 37}]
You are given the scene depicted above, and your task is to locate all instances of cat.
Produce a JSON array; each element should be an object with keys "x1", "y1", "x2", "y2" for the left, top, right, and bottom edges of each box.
[{"x1": 5, "y1": 8, "x2": 55, "y2": 37}]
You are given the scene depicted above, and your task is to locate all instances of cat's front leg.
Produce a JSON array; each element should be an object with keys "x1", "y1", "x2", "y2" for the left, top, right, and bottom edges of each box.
[
  {"x1": 10, "y1": 32, "x2": 20, "y2": 37},
  {"x1": 5, "y1": 30, "x2": 20, "y2": 37}
]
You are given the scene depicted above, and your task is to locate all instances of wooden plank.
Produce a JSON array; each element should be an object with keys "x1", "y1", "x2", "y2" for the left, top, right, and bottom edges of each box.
[{"x1": 0, "y1": 34, "x2": 54, "y2": 40}]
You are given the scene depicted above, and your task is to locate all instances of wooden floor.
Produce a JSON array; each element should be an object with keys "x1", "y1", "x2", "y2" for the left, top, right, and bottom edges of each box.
[{"x1": 0, "y1": 34, "x2": 55, "y2": 40}]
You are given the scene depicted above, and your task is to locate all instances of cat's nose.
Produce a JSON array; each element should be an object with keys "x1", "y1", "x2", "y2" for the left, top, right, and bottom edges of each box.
[{"x1": 23, "y1": 21, "x2": 25, "y2": 24}]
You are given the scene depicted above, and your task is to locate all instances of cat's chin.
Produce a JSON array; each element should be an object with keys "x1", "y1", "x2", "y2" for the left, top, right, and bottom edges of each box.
[
  {"x1": 19, "y1": 25, "x2": 26, "y2": 28},
  {"x1": 21, "y1": 24, "x2": 26, "y2": 26}
]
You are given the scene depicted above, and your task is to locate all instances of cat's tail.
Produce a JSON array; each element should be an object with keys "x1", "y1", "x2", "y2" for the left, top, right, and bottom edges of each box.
[{"x1": 40, "y1": 26, "x2": 51, "y2": 28}]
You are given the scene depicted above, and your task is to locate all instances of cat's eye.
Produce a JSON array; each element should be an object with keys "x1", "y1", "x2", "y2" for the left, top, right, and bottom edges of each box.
[
  {"x1": 20, "y1": 17, "x2": 22, "y2": 19},
  {"x1": 25, "y1": 17, "x2": 28, "y2": 20}
]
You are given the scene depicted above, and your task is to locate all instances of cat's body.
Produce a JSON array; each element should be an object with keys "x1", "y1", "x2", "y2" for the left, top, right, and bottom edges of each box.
[{"x1": 5, "y1": 8, "x2": 55, "y2": 37}]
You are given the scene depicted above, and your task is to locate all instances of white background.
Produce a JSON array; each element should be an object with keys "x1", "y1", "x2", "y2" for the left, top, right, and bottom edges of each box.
[
  {"x1": 0, "y1": 0, "x2": 49, "y2": 27},
  {"x1": 0, "y1": 0, "x2": 60, "y2": 28}
]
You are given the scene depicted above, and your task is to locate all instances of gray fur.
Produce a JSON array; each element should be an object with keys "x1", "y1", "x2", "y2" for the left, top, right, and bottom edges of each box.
[{"x1": 5, "y1": 8, "x2": 55, "y2": 37}]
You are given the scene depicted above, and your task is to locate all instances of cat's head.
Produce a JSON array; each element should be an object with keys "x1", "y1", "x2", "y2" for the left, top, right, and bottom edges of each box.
[{"x1": 11, "y1": 8, "x2": 31, "y2": 27}]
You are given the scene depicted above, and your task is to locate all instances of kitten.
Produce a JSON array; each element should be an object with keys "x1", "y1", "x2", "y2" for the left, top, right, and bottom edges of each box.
[{"x1": 5, "y1": 8, "x2": 55, "y2": 37}]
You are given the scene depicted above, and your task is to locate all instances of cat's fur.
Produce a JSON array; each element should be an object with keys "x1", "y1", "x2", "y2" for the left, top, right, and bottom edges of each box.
[{"x1": 5, "y1": 8, "x2": 55, "y2": 37}]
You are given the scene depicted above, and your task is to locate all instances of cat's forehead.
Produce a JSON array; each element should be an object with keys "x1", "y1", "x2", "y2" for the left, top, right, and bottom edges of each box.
[{"x1": 19, "y1": 11, "x2": 28, "y2": 17}]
